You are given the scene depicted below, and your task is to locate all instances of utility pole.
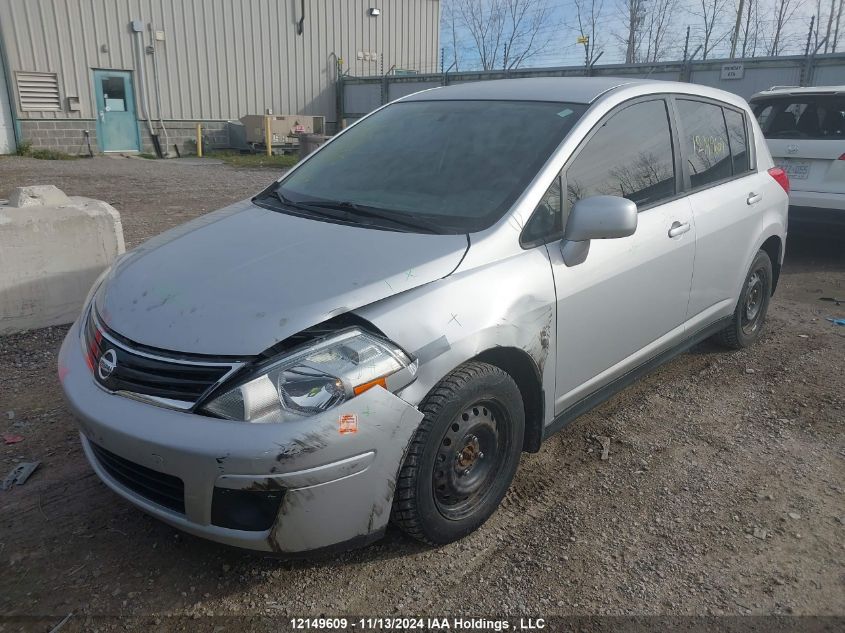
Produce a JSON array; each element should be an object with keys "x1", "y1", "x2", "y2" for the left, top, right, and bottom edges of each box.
[
  {"x1": 682, "y1": 25, "x2": 690, "y2": 61},
  {"x1": 451, "y1": 14, "x2": 459, "y2": 72},
  {"x1": 577, "y1": 34, "x2": 590, "y2": 68},
  {"x1": 731, "y1": 0, "x2": 746, "y2": 58}
]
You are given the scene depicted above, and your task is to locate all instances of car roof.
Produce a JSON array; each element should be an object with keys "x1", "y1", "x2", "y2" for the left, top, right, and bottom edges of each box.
[
  {"x1": 401, "y1": 77, "x2": 648, "y2": 105},
  {"x1": 400, "y1": 77, "x2": 754, "y2": 108},
  {"x1": 749, "y1": 85, "x2": 845, "y2": 100}
]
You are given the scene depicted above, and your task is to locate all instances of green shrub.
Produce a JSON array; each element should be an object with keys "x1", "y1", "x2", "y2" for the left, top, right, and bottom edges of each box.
[
  {"x1": 15, "y1": 141, "x2": 33, "y2": 156},
  {"x1": 14, "y1": 141, "x2": 77, "y2": 160},
  {"x1": 207, "y1": 150, "x2": 299, "y2": 169},
  {"x1": 29, "y1": 148, "x2": 78, "y2": 160}
]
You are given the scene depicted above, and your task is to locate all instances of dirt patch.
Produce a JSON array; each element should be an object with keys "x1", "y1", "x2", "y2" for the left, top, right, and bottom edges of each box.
[
  {"x1": 0, "y1": 156, "x2": 842, "y2": 621},
  {"x1": 0, "y1": 155, "x2": 277, "y2": 248}
]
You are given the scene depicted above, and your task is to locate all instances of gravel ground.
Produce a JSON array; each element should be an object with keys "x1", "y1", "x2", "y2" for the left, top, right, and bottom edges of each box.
[{"x1": 0, "y1": 156, "x2": 843, "y2": 625}]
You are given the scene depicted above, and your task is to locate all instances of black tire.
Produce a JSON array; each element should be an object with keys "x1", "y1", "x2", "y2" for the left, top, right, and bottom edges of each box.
[
  {"x1": 713, "y1": 249, "x2": 773, "y2": 349},
  {"x1": 392, "y1": 361, "x2": 524, "y2": 545}
]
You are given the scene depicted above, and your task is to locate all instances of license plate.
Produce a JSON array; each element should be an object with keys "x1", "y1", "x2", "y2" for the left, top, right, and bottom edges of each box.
[{"x1": 776, "y1": 160, "x2": 810, "y2": 180}]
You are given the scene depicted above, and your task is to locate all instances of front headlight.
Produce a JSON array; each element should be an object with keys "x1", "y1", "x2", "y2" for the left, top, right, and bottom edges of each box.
[{"x1": 200, "y1": 328, "x2": 418, "y2": 423}]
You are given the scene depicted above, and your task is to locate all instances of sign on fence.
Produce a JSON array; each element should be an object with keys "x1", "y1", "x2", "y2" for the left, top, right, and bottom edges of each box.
[{"x1": 721, "y1": 63, "x2": 745, "y2": 79}]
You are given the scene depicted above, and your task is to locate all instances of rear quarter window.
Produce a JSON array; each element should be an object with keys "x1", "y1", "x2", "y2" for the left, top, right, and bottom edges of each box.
[{"x1": 724, "y1": 109, "x2": 751, "y2": 174}]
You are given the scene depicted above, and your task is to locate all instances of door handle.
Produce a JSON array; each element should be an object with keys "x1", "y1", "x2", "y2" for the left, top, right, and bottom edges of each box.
[
  {"x1": 99, "y1": 110, "x2": 105, "y2": 123},
  {"x1": 668, "y1": 221, "x2": 691, "y2": 238},
  {"x1": 747, "y1": 192, "x2": 762, "y2": 205}
]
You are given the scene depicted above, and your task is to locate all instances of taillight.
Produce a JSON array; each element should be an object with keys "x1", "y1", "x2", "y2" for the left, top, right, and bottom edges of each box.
[
  {"x1": 838, "y1": 153, "x2": 845, "y2": 160},
  {"x1": 768, "y1": 167, "x2": 790, "y2": 194}
]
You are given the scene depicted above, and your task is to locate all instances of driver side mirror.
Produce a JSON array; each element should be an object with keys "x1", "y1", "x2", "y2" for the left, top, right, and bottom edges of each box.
[{"x1": 561, "y1": 195, "x2": 637, "y2": 266}]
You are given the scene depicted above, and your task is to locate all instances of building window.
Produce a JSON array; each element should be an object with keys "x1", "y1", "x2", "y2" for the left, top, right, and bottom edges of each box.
[{"x1": 17, "y1": 72, "x2": 61, "y2": 111}]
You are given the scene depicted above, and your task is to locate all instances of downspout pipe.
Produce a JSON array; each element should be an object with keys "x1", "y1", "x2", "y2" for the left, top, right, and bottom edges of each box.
[
  {"x1": 148, "y1": 23, "x2": 171, "y2": 156},
  {"x1": 0, "y1": 27, "x2": 22, "y2": 149},
  {"x1": 133, "y1": 21, "x2": 161, "y2": 157}
]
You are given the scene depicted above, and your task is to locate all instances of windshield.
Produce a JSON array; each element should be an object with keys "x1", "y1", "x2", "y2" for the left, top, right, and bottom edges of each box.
[
  {"x1": 752, "y1": 96, "x2": 845, "y2": 140},
  {"x1": 262, "y1": 99, "x2": 586, "y2": 234}
]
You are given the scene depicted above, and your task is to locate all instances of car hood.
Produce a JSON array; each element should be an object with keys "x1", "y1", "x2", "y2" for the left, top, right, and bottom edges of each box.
[{"x1": 95, "y1": 200, "x2": 469, "y2": 356}]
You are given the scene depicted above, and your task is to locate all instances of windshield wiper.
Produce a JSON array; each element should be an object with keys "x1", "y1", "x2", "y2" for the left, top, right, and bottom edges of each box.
[
  {"x1": 305, "y1": 200, "x2": 442, "y2": 234},
  {"x1": 262, "y1": 190, "x2": 360, "y2": 222},
  {"x1": 263, "y1": 190, "x2": 444, "y2": 233},
  {"x1": 271, "y1": 190, "x2": 332, "y2": 215}
]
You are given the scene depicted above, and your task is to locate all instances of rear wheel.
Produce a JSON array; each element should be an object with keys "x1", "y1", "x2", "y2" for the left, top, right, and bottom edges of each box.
[
  {"x1": 392, "y1": 361, "x2": 524, "y2": 545},
  {"x1": 713, "y1": 249, "x2": 773, "y2": 349}
]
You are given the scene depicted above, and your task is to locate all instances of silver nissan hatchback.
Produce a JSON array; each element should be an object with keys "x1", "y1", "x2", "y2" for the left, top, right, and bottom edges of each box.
[{"x1": 60, "y1": 78, "x2": 789, "y2": 553}]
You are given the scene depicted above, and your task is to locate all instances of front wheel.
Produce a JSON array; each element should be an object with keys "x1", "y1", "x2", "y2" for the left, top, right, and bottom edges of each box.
[
  {"x1": 392, "y1": 361, "x2": 524, "y2": 545},
  {"x1": 713, "y1": 249, "x2": 773, "y2": 349}
]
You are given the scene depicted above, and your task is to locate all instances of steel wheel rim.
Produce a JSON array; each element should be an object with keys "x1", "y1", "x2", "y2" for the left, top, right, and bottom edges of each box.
[
  {"x1": 741, "y1": 269, "x2": 765, "y2": 334},
  {"x1": 432, "y1": 401, "x2": 509, "y2": 521}
]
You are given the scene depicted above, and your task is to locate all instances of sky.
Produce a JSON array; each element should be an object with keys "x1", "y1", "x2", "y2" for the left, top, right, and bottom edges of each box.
[{"x1": 438, "y1": 0, "x2": 831, "y2": 72}]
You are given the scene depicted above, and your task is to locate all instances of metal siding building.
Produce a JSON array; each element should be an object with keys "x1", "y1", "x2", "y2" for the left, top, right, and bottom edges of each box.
[{"x1": 0, "y1": 0, "x2": 440, "y2": 154}]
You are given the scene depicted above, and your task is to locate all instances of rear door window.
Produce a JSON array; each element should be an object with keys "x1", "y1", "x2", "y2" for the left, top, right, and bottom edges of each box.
[
  {"x1": 565, "y1": 99, "x2": 676, "y2": 210},
  {"x1": 752, "y1": 96, "x2": 845, "y2": 139},
  {"x1": 676, "y1": 99, "x2": 733, "y2": 189}
]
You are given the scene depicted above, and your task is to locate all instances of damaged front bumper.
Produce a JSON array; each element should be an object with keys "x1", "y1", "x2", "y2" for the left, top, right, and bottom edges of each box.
[{"x1": 58, "y1": 320, "x2": 424, "y2": 553}]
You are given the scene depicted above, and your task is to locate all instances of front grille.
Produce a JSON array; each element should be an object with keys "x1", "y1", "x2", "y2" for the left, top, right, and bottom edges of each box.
[
  {"x1": 90, "y1": 442, "x2": 185, "y2": 513},
  {"x1": 83, "y1": 307, "x2": 238, "y2": 405}
]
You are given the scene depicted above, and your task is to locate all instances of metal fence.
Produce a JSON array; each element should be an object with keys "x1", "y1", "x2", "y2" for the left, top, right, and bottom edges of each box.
[{"x1": 340, "y1": 52, "x2": 845, "y2": 121}]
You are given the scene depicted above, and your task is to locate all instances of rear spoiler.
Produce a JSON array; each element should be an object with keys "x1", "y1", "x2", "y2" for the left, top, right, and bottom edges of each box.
[{"x1": 750, "y1": 85, "x2": 845, "y2": 100}]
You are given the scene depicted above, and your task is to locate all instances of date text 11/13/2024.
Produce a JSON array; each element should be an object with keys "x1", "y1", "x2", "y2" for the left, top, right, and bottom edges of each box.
[{"x1": 290, "y1": 618, "x2": 547, "y2": 631}]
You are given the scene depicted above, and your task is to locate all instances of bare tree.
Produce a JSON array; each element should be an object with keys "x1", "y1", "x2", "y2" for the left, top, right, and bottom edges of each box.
[
  {"x1": 450, "y1": 0, "x2": 501, "y2": 70},
  {"x1": 642, "y1": 0, "x2": 681, "y2": 61},
  {"x1": 824, "y1": 0, "x2": 837, "y2": 50},
  {"x1": 500, "y1": 0, "x2": 556, "y2": 69},
  {"x1": 834, "y1": 0, "x2": 844, "y2": 50},
  {"x1": 616, "y1": 0, "x2": 681, "y2": 63},
  {"x1": 441, "y1": 0, "x2": 463, "y2": 71},
  {"x1": 739, "y1": 0, "x2": 756, "y2": 56},
  {"x1": 693, "y1": 0, "x2": 732, "y2": 59},
  {"x1": 450, "y1": 0, "x2": 556, "y2": 71},
  {"x1": 573, "y1": 0, "x2": 606, "y2": 65},
  {"x1": 618, "y1": 0, "x2": 647, "y2": 62},
  {"x1": 767, "y1": 0, "x2": 804, "y2": 54},
  {"x1": 808, "y1": 0, "x2": 837, "y2": 51}
]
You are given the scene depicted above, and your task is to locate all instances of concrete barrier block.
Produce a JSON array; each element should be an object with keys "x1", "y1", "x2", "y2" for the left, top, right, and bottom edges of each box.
[
  {"x1": 9, "y1": 185, "x2": 70, "y2": 208},
  {"x1": 0, "y1": 186, "x2": 125, "y2": 334}
]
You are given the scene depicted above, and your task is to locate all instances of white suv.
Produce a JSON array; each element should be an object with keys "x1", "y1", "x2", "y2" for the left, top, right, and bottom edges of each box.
[{"x1": 750, "y1": 85, "x2": 845, "y2": 231}]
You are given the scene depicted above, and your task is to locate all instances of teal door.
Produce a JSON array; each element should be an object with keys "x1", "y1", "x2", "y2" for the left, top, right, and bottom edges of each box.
[{"x1": 93, "y1": 70, "x2": 141, "y2": 152}]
